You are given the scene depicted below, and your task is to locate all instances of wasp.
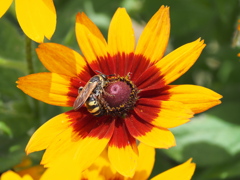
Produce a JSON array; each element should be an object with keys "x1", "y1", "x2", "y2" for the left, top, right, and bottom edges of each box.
[
  {"x1": 73, "y1": 72, "x2": 109, "y2": 116},
  {"x1": 84, "y1": 94, "x2": 105, "y2": 116}
]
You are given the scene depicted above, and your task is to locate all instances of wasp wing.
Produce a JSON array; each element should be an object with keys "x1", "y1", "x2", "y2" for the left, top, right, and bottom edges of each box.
[{"x1": 73, "y1": 81, "x2": 98, "y2": 110}]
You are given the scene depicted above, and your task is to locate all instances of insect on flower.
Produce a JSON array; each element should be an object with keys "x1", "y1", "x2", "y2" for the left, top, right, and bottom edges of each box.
[
  {"x1": 73, "y1": 71, "x2": 109, "y2": 113},
  {"x1": 84, "y1": 93, "x2": 105, "y2": 117},
  {"x1": 17, "y1": 6, "x2": 222, "y2": 178}
]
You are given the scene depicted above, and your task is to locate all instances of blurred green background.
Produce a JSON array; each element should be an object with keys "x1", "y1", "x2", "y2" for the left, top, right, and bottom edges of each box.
[{"x1": 0, "y1": 0, "x2": 240, "y2": 179}]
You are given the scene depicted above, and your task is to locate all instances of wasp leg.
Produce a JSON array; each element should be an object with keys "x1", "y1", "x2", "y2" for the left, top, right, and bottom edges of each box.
[
  {"x1": 102, "y1": 89, "x2": 115, "y2": 97},
  {"x1": 126, "y1": 72, "x2": 132, "y2": 79}
]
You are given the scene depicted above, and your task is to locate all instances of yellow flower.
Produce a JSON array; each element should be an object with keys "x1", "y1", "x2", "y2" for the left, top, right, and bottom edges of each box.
[
  {"x1": 80, "y1": 144, "x2": 196, "y2": 180},
  {"x1": 151, "y1": 160, "x2": 195, "y2": 180},
  {"x1": 1, "y1": 157, "x2": 45, "y2": 180},
  {"x1": 15, "y1": 165, "x2": 45, "y2": 180},
  {"x1": 1, "y1": 163, "x2": 44, "y2": 180},
  {"x1": 1, "y1": 144, "x2": 195, "y2": 180},
  {"x1": 41, "y1": 143, "x2": 195, "y2": 180},
  {"x1": 17, "y1": 6, "x2": 222, "y2": 178},
  {"x1": 0, "y1": 0, "x2": 56, "y2": 43},
  {"x1": 1, "y1": 171, "x2": 33, "y2": 180}
]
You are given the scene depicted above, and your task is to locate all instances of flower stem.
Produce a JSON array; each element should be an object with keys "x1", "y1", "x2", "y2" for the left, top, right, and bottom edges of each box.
[
  {"x1": 25, "y1": 36, "x2": 39, "y2": 119},
  {"x1": 25, "y1": 36, "x2": 34, "y2": 74}
]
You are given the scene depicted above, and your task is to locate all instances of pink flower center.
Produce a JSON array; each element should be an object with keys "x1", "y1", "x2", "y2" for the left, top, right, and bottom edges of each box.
[
  {"x1": 94, "y1": 75, "x2": 139, "y2": 117},
  {"x1": 104, "y1": 81, "x2": 132, "y2": 107}
]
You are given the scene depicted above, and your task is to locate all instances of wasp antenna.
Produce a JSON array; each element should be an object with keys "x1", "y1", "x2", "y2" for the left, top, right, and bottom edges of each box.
[
  {"x1": 95, "y1": 70, "x2": 114, "y2": 77},
  {"x1": 95, "y1": 70, "x2": 103, "y2": 74}
]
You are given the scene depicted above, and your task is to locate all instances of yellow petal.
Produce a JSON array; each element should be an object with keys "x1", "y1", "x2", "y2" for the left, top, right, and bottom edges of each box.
[
  {"x1": 15, "y1": 0, "x2": 56, "y2": 42},
  {"x1": 17, "y1": 72, "x2": 75, "y2": 107},
  {"x1": 41, "y1": 112, "x2": 114, "y2": 169},
  {"x1": 75, "y1": 12, "x2": 108, "y2": 65},
  {"x1": 36, "y1": 43, "x2": 90, "y2": 78},
  {"x1": 125, "y1": 116, "x2": 176, "y2": 149},
  {"x1": 26, "y1": 112, "x2": 72, "y2": 155},
  {"x1": 41, "y1": 127, "x2": 113, "y2": 180},
  {"x1": 80, "y1": 150, "x2": 111, "y2": 180},
  {"x1": 135, "y1": 99, "x2": 193, "y2": 128},
  {"x1": 28, "y1": 111, "x2": 114, "y2": 180},
  {"x1": 17, "y1": 165, "x2": 45, "y2": 180},
  {"x1": 22, "y1": 175, "x2": 33, "y2": 180},
  {"x1": 40, "y1": 158, "x2": 82, "y2": 180},
  {"x1": 135, "y1": 6, "x2": 170, "y2": 64},
  {"x1": 73, "y1": 136, "x2": 111, "y2": 171},
  {"x1": 81, "y1": 149, "x2": 123, "y2": 180},
  {"x1": 42, "y1": 148, "x2": 111, "y2": 180},
  {"x1": 108, "y1": 144, "x2": 138, "y2": 177},
  {"x1": 1, "y1": 171, "x2": 22, "y2": 180},
  {"x1": 151, "y1": 158, "x2": 196, "y2": 180},
  {"x1": 1, "y1": 171, "x2": 33, "y2": 180},
  {"x1": 136, "y1": 127, "x2": 176, "y2": 149},
  {"x1": 156, "y1": 38, "x2": 206, "y2": 85},
  {"x1": 166, "y1": 85, "x2": 222, "y2": 114},
  {"x1": 80, "y1": 168, "x2": 104, "y2": 180},
  {"x1": 42, "y1": 132, "x2": 110, "y2": 169},
  {"x1": 40, "y1": 126, "x2": 78, "y2": 166},
  {"x1": 0, "y1": 0, "x2": 13, "y2": 17},
  {"x1": 108, "y1": 8, "x2": 135, "y2": 55},
  {"x1": 154, "y1": 101, "x2": 192, "y2": 128},
  {"x1": 132, "y1": 143, "x2": 155, "y2": 180}
]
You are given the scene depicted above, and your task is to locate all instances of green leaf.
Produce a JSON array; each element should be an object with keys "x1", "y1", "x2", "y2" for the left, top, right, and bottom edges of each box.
[
  {"x1": 0, "y1": 17, "x2": 24, "y2": 61},
  {"x1": 0, "y1": 57, "x2": 26, "y2": 73},
  {"x1": 0, "y1": 121, "x2": 12, "y2": 137},
  {"x1": 0, "y1": 134, "x2": 28, "y2": 172},
  {"x1": 164, "y1": 113, "x2": 240, "y2": 163},
  {"x1": 200, "y1": 159, "x2": 240, "y2": 179},
  {"x1": 162, "y1": 108, "x2": 240, "y2": 179}
]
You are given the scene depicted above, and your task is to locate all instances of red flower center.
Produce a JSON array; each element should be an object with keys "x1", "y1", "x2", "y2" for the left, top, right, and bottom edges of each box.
[
  {"x1": 98, "y1": 75, "x2": 139, "y2": 117},
  {"x1": 104, "y1": 81, "x2": 132, "y2": 107}
]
